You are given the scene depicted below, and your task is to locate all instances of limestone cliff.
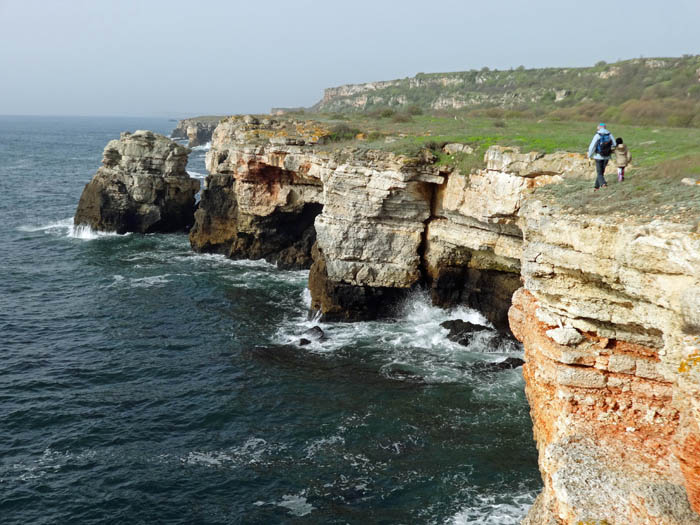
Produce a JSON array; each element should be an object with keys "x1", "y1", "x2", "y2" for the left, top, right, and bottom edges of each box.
[
  {"x1": 74, "y1": 130, "x2": 200, "y2": 234},
  {"x1": 510, "y1": 202, "x2": 700, "y2": 524},
  {"x1": 186, "y1": 115, "x2": 700, "y2": 522},
  {"x1": 192, "y1": 117, "x2": 590, "y2": 327}
]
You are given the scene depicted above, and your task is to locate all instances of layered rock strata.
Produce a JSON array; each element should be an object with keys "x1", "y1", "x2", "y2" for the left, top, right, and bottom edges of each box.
[
  {"x1": 510, "y1": 201, "x2": 700, "y2": 523},
  {"x1": 424, "y1": 147, "x2": 590, "y2": 328},
  {"x1": 193, "y1": 116, "x2": 591, "y2": 325},
  {"x1": 171, "y1": 116, "x2": 223, "y2": 147},
  {"x1": 189, "y1": 116, "x2": 327, "y2": 269},
  {"x1": 74, "y1": 130, "x2": 200, "y2": 234}
]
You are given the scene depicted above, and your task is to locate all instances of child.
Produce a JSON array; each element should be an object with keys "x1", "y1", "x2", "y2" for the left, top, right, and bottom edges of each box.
[{"x1": 614, "y1": 137, "x2": 631, "y2": 182}]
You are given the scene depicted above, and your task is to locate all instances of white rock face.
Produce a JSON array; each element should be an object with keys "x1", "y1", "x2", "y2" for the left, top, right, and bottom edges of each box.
[
  {"x1": 546, "y1": 327, "x2": 584, "y2": 346},
  {"x1": 74, "y1": 130, "x2": 200, "y2": 233},
  {"x1": 198, "y1": 116, "x2": 592, "y2": 325}
]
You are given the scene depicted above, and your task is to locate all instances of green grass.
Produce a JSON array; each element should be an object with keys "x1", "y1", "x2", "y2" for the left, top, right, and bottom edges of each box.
[
  {"x1": 534, "y1": 154, "x2": 700, "y2": 224},
  {"x1": 299, "y1": 112, "x2": 700, "y2": 225},
  {"x1": 310, "y1": 113, "x2": 700, "y2": 167}
]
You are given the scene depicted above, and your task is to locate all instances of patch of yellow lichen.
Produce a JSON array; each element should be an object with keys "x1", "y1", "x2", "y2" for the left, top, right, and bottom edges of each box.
[{"x1": 679, "y1": 351, "x2": 700, "y2": 374}]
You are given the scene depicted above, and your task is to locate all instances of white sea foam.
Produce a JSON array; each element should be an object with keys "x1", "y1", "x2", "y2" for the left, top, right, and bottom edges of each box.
[
  {"x1": 109, "y1": 274, "x2": 175, "y2": 289},
  {"x1": 191, "y1": 142, "x2": 211, "y2": 151},
  {"x1": 178, "y1": 438, "x2": 274, "y2": 469},
  {"x1": 275, "y1": 492, "x2": 315, "y2": 517},
  {"x1": 274, "y1": 289, "x2": 523, "y2": 385},
  {"x1": 447, "y1": 489, "x2": 537, "y2": 525},
  {"x1": 18, "y1": 217, "x2": 126, "y2": 240},
  {"x1": 187, "y1": 170, "x2": 207, "y2": 179},
  {"x1": 6, "y1": 448, "x2": 98, "y2": 483}
]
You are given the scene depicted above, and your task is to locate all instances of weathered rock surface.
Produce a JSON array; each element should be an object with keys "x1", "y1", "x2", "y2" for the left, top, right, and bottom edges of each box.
[
  {"x1": 510, "y1": 201, "x2": 700, "y2": 523},
  {"x1": 195, "y1": 117, "x2": 592, "y2": 323},
  {"x1": 74, "y1": 130, "x2": 200, "y2": 234},
  {"x1": 171, "y1": 116, "x2": 223, "y2": 147},
  {"x1": 424, "y1": 146, "x2": 590, "y2": 328},
  {"x1": 189, "y1": 116, "x2": 326, "y2": 269}
]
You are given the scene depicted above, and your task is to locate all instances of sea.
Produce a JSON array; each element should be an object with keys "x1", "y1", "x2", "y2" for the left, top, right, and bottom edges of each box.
[{"x1": 0, "y1": 115, "x2": 541, "y2": 524}]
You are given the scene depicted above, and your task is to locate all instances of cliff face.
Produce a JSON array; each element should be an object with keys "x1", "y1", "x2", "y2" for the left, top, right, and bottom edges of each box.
[
  {"x1": 74, "y1": 130, "x2": 200, "y2": 234},
  {"x1": 192, "y1": 117, "x2": 590, "y2": 327},
  {"x1": 171, "y1": 116, "x2": 223, "y2": 147},
  {"x1": 184, "y1": 115, "x2": 700, "y2": 521},
  {"x1": 510, "y1": 202, "x2": 700, "y2": 523}
]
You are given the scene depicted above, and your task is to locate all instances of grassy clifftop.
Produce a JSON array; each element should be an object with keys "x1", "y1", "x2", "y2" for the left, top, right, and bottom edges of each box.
[{"x1": 313, "y1": 56, "x2": 700, "y2": 128}]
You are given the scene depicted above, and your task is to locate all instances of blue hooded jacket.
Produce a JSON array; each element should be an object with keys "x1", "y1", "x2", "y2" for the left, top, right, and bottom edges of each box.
[{"x1": 588, "y1": 129, "x2": 616, "y2": 160}]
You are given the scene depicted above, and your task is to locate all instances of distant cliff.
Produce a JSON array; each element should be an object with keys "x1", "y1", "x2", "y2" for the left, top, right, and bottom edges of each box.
[
  {"x1": 312, "y1": 56, "x2": 700, "y2": 127},
  {"x1": 171, "y1": 116, "x2": 224, "y2": 147}
]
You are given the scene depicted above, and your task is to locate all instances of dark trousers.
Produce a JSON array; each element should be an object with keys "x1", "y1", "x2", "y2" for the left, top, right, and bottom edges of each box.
[{"x1": 595, "y1": 159, "x2": 608, "y2": 188}]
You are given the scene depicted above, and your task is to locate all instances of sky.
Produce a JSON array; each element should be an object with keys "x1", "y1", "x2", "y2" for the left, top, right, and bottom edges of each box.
[{"x1": 0, "y1": 0, "x2": 699, "y2": 117}]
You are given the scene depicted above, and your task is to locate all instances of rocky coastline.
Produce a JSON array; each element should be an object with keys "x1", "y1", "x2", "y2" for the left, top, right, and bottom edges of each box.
[
  {"x1": 170, "y1": 116, "x2": 223, "y2": 147},
  {"x1": 76, "y1": 117, "x2": 700, "y2": 524}
]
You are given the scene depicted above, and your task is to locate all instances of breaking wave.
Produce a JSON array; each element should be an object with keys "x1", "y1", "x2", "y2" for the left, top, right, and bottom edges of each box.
[
  {"x1": 17, "y1": 218, "x2": 125, "y2": 240},
  {"x1": 191, "y1": 142, "x2": 211, "y2": 151}
]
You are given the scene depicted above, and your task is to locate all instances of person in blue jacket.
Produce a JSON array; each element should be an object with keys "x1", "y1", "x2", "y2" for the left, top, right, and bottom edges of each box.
[{"x1": 587, "y1": 123, "x2": 616, "y2": 191}]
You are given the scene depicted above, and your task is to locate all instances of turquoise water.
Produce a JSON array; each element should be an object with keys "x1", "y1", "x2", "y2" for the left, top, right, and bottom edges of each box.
[{"x1": 0, "y1": 116, "x2": 540, "y2": 524}]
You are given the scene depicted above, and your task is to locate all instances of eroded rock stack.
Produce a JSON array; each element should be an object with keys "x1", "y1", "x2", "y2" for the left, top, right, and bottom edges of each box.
[
  {"x1": 510, "y1": 202, "x2": 700, "y2": 523},
  {"x1": 74, "y1": 130, "x2": 200, "y2": 234},
  {"x1": 189, "y1": 116, "x2": 326, "y2": 269},
  {"x1": 171, "y1": 117, "x2": 223, "y2": 147}
]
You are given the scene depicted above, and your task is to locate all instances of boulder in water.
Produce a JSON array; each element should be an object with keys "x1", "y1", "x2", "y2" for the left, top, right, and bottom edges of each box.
[
  {"x1": 302, "y1": 326, "x2": 326, "y2": 341},
  {"x1": 440, "y1": 319, "x2": 490, "y2": 346},
  {"x1": 469, "y1": 357, "x2": 525, "y2": 374},
  {"x1": 74, "y1": 130, "x2": 200, "y2": 234}
]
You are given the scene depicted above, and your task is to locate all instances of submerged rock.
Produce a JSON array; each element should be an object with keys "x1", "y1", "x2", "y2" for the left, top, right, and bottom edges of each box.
[
  {"x1": 440, "y1": 319, "x2": 490, "y2": 345},
  {"x1": 302, "y1": 326, "x2": 326, "y2": 341},
  {"x1": 468, "y1": 357, "x2": 525, "y2": 373},
  {"x1": 74, "y1": 131, "x2": 200, "y2": 234}
]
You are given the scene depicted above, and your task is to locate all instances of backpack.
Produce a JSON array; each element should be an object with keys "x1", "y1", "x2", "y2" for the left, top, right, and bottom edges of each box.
[{"x1": 596, "y1": 133, "x2": 613, "y2": 156}]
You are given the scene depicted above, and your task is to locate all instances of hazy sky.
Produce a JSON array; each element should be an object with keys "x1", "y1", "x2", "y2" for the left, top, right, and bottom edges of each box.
[{"x1": 1, "y1": 0, "x2": 698, "y2": 117}]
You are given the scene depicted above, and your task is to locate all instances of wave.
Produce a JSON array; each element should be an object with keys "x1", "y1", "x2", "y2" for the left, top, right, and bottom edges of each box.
[
  {"x1": 110, "y1": 274, "x2": 173, "y2": 289},
  {"x1": 187, "y1": 170, "x2": 207, "y2": 179},
  {"x1": 18, "y1": 218, "x2": 125, "y2": 240},
  {"x1": 274, "y1": 289, "x2": 523, "y2": 385},
  {"x1": 191, "y1": 142, "x2": 211, "y2": 151}
]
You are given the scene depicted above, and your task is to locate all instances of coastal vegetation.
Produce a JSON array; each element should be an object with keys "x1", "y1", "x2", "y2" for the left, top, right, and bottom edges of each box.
[{"x1": 314, "y1": 56, "x2": 700, "y2": 129}]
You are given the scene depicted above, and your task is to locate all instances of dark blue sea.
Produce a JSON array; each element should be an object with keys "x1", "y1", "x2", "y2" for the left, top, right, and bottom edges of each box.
[{"x1": 0, "y1": 116, "x2": 540, "y2": 524}]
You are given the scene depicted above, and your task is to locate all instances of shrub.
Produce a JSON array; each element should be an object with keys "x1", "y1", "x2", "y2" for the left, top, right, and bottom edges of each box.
[
  {"x1": 391, "y1": 113, "x2": 412, "y2": 123},
  {"x1": 326, "y1": 124, "x2": 362, "y2": 142},
  {"x1": 406, "y1": 104, "x2": 423, "y2": 115},
  {"x1": 380, "y1": 109, "x2": 396, "y2": 118},
  {"x1": 493, "y1": 120, "x2": 507, "y2": 128}
]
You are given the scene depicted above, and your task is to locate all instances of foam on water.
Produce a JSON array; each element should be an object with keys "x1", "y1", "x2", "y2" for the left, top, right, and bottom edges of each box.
[
  {"x1": 447, "y1": 489, "x2": 537, "y2": 525},
  {"x1": 275, "y1": 493, "x2": 315, "y2": 517},
  {"x1": 18, "y1": 217, "x2": 126, "y2": 240},
  {"x1": 186, "y1": 170, "x2": 207, "y2": 179},
  {"x1": 191, "y1": 142, "x2": 211, "y2": 151},
  {"x1": 274, "y1": 289, "x2": 523, "y2": 384},
  {"x1": 175, "y1": 438, "x2": 276, "y2": 469}
]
